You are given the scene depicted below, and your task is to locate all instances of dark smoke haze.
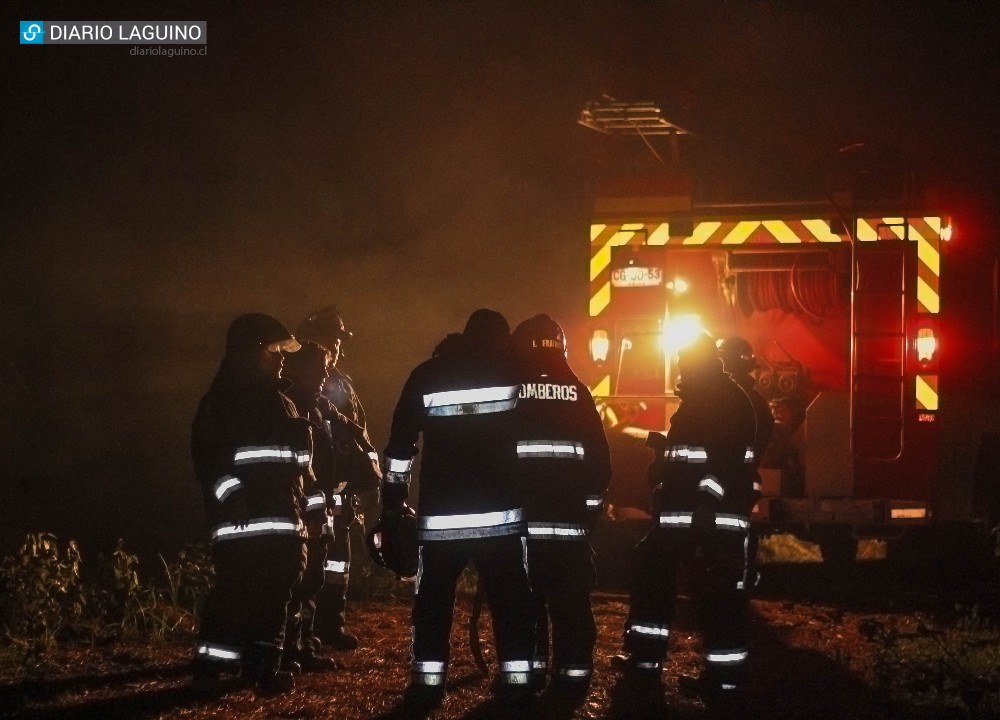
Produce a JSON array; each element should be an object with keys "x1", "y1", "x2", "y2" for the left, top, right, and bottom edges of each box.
[{"x1": 3, "y1": 2, "x2": 998, "y2": 558}]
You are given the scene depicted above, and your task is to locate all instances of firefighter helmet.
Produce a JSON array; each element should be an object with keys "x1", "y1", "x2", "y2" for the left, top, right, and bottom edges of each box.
[
  {"x1": 676, "y1": 331, "x2": 721, "y2": 378},
  {"x1": 462, "y1": 308, "x2": 509, "y2": 347},
  {"x1": 366, "y1": 505, "x2": 419, "y2": 579},
  {"x1": 282, "y1": 339, "x2": 329, "y2": 366},
  {"x1": 718, "y1": 336, "x2": 758, "y2": 376},
  {"x1": 512, "y1": 313, "x2": 567, "y2": 354},
  {"x1": 296, "y1": 305, "x2": 353, "y2": 352},
  {"x1": 226, "y1": 313, "x2": 300, "y2": 353}
]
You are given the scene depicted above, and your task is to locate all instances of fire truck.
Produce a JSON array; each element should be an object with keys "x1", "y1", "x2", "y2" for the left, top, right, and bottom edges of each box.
[{"x1": 575, "y1": 101, "x2": 951, "y2": 563}]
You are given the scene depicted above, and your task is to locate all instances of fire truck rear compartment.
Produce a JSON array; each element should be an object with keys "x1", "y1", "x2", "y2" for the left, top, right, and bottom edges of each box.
[{"x1": 595, "y1": 241, "x2": 936, "y2": 547}]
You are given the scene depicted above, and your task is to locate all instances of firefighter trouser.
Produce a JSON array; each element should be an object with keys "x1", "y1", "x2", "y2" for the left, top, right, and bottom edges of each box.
[
  {"x1": 285, "y1": 535, "x2": 330, "y2": 659},
  {"x1": 314, "y1": 517, "x2": 351, "y2": 640},
  {"x1": 623, "y1": 524, "x2": 751, "y2": 687},
  {"x1": 528, "y1": 539, "x2": 597, "y2": 687},
  {"x1": 411, "y1": 536, "x2": 533, "y2": 691},
  {"x1": 195, "y1": 535, "x2": 306, "y2": 674}
]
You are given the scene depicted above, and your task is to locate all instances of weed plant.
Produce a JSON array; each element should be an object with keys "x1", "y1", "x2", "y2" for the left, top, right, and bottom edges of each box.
[
  {"x1": 862, "y1": 607, "x2": 1000, "y2": 718},
  {"x1": 0, "y1": 533, "x2": 213, "y2": 668}
]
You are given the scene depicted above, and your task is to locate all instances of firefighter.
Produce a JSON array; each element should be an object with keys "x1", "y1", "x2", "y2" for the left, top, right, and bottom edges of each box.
[
  {"x1": 295, "y1": 305, "x2": 381, "y2": 652},
  {"x1": 279, "y1": 340, "x2": 350, "y2": 673},
  {"x1": 719, "y1": 336, "x2": 775, "y2": 594},
  {"x1": 510, "y1": 314, "x2": 612, "y2": 708},
  {"x1": 190, "y1": 313, "x2": 326, "y2": 695},
  {"x1": 612, "y1": 332, "x2": 757, "y2": 706},
  {"x1": 380, "y1": 309, "x2": 534, "y2": 710}
]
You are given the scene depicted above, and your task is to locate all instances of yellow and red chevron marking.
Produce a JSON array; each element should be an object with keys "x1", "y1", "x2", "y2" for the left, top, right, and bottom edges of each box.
[
  {"x1": 855, "y1": 217, "x2": 941, "y2": 314},
  {"x1": 916, "y1": 374, "x2": 939, "y2": 411},
  {"x1": 589, "y1": 217, "x2": 942, "y2": 316}
]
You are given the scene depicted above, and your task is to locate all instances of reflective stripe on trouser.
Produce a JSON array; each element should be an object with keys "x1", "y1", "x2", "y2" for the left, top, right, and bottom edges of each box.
[
  {"x1": 501, "y1": 660, "x2": 531, "y2": 686},
  {"x1": 412, "y1": 536, "x2": 533, "y2": 691},
  {"x1": 528, "y1": 540, "x2": 597, "y2": 681},
  {"x1": 324, "y1": 559, "x2": 349, "y2": 584},
  {"x1": 314, "y1": 527, "x2": 351, "y2": 640},
  {"x1": 557, "y1": 664, "x2": 593, "y2": 682},
  {"x1": 197, "y1": 534, "x2": 306, "y2": 670},
  {"x1": 411, "y1": 660, "x2": 447, "y2": 687},
  {"x1": 195, "y1": 640, "x2": 242, "y2": 665},
  {"x1": 704, "y1": 648, "x2": 749, "y2": 687}
]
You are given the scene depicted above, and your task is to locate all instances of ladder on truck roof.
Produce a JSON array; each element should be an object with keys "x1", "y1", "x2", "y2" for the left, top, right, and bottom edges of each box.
[
  {"x1": 578, "y1": 99, "x2": 694, "y2": 136},
  {"x1": 579, "y1": 98, "x2": 694, "y2": 165}
]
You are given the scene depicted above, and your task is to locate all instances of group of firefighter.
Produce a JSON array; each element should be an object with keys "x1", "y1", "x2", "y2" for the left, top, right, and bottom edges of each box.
[{"x1": 189, "y1": 303, "x2": 774, "y2": 715}]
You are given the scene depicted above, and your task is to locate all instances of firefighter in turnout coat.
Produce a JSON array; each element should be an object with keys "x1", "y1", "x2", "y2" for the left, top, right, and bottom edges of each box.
[
  {"x1": 190, "y1": 314, "x2": 327, "y2": 695},
  {"x1": 280, "y1": 340, "x2": 353, "y2": 673},
  {"x1": 719, "y1": 336, "x2": 775, "y2": 594},
  {"x1": 381, "y1": 309, "x2": 534, "y2": 709},
  {"x1": 511, "y1": 314, "x2": 612, "y2": 706},
  {"x1": 614, "y1": 332, "x2": 757, "y2": 703},
  {"x1": 296, "y1": 305, "x2": 381, "y2": 651}
]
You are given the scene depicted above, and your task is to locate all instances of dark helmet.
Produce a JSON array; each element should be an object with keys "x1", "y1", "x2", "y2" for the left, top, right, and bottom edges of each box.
[
  {"x1": 512, "y1": 313, "x2": 566, "y2": 354},
  {"x1": 226, "y1": 313, "x2": 300, "y2": 353},
  {"x1": 296, "y1": 304, "x2": 353, "y2": 352},
  {"x1": 366, "y1": 505, "x2": 419, "y2": 579},
  {"x1": 676, "y1": 331, "x2": 721, "y2": 378},
  {"x1": 432, "y1": 332, "x2": 465, "y2": 358},
  {"x1": 462, "y1": 308, "x2": 509, "y2": 348},
  {"x1": 718, "y1": 336, "x2": 758, "y2": 376},
  {"x1": 282, "y1": 339, "x2": 330, "y2": 369}
]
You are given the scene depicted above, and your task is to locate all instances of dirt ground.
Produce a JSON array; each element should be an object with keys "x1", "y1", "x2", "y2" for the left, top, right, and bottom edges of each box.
[{"x1": 4, "y1": 558, "x2": 978, "y2": 720}]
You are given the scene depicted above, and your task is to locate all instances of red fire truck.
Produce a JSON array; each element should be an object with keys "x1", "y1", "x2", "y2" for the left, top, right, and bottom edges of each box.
[{"x1": 575, "y1": 101, "x2": 950, "y2": 562}]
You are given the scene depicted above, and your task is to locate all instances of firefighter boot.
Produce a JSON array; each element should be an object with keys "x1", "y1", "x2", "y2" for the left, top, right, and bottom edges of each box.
[
  {"x1": 282, "y1": 640, "x2": 338, "y2": 673},
  {"x1": 401, "y1": 683, "x2": 445, "y2": 713},
  {"x1": 299, "y1": 651, "x2": 339, "y2": 672},
  {"x1": 610, "y1": 653, "x2": 662, "y2": 680},
  {"x1": 678, "y1": 672, "x2": 744, "y2": 715},
  {"x1": 248, "y1": 643, "x2": 296, "y2": 696},
  {"x1": 493, "y1": 680, "x2": 533, "y2": 717},
  {"x1": 190, "y1": 660, "x2": 226, "y2": 696},
  {"x1": 315, "y1": 585, "x2": 359, "y2": 650},
  {"x1": 542, "y1": 674, "x2": 591, "y2": 712}
]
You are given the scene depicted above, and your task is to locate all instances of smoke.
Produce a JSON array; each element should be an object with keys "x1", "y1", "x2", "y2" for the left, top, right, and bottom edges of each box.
[{"x1": 3, "y1": 2, "x2": 998, "y2": 555}]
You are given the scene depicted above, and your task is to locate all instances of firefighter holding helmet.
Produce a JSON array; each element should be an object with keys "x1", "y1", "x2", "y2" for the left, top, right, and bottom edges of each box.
[
  {"x1": 510, "y1": 314, "x2": 612, "y2": 709},
  {"x1": 613, "y1": 332, "x2": 757, "y2": 707},
  {"x1": 190, "y1": 314, "x2": 326, "y2": 695},
  {"x1": 379, "y1": 309, "x2": 534, "y2": 711},
  {"x1": 295, "y1": 305, "x2": 381, "y2": 652}
]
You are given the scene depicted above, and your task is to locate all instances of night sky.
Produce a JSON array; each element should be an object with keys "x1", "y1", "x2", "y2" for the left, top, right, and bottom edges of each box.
[{"x1": 3, "y1": 1, "x2": 999, "y2": 559}]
